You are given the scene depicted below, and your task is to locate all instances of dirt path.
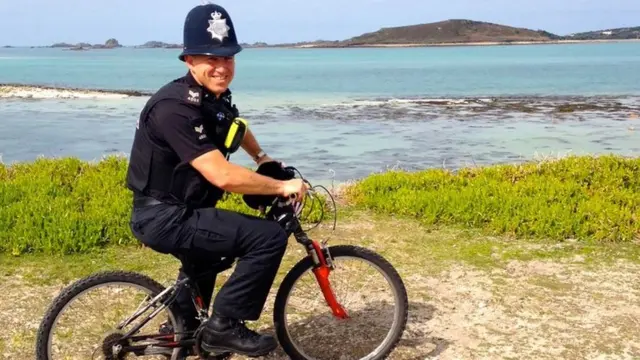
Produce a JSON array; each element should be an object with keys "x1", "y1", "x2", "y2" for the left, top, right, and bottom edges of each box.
[
  {"x1": 391, "y1": 260, "x2": 640, "y2": 360},
  {"x1": 3, "y1": 210, "x2": 639, "y2": 359},
  {"x1": 3, "y1": 255, "x2": 640, "y2": 359}
]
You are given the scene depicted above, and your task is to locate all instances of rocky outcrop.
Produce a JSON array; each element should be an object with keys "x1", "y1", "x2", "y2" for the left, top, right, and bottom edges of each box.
[
  {"x1": 104, "y1": 38, "x2": 122, "y2": 48},
  {"x1": 136, "y1": 41, "x2": 182, "y2": 48},
  {"x1": 51, "y1": 39, "x2": 122, "y2": 50}
]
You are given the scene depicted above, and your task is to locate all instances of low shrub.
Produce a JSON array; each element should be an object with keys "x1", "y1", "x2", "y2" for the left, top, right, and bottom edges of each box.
[
  {"x1": 344, "y1": 155, "x2": 640, "y2": 242},
  {"x1": 0, "y1": 156, "x2": 327, "y2": 255}
]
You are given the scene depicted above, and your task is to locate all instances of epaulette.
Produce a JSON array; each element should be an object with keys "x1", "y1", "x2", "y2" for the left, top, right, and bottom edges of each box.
[{"x1": 185, "y1": 86, "x2": 203, "y2": 106}]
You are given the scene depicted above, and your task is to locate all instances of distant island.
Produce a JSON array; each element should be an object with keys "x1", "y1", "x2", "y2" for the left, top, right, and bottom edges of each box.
[
  {"x1": 135, "y1": 41, "x2": 182, "y2": 49},
  {"x1": 274, "y1": 20, "x2": 640, "y2": 48},
  {"x1": 8, "y1": 20, "x2": 638, "y2": 50},
  {"x1": 51, "y1": 38, "x2": 123, "y2": 51}
]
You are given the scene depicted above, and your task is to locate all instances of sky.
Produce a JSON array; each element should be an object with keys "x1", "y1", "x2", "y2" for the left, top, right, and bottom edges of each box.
[{"x1": 0, "y1": 0, "x2": 639, "y2": 46}]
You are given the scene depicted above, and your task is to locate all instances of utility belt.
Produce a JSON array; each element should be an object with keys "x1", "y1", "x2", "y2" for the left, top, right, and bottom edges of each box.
[
  {"x1": 132, "y1": 192, "x2": 217, "y2": 210},
  {"x1": 133, "y1": 193, "x2": 165, "y2": 208}
]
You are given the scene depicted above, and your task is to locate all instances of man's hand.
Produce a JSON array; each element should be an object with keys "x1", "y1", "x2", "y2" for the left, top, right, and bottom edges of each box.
[{"x1": 281, "y1": 179, "x2": 309, "y2": 202}]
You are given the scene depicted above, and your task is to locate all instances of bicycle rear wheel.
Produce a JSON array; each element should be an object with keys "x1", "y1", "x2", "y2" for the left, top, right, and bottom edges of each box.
[
  {"x1": 273, "y1": 245, "x2": 408, "y2": 360},
  {"x1": 35, "y1": 271, "x2": 187, "y2": 360}
]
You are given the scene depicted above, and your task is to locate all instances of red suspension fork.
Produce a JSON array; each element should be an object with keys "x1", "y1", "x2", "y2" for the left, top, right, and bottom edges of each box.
[{"x1": 310, "y1": 241, "x2": 349, "y2": 319}]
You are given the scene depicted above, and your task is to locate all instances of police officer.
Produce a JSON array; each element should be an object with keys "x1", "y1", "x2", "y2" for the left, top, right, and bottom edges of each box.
[{"x1": 125, "y1": 2, "x2": 309, "y2": 357}]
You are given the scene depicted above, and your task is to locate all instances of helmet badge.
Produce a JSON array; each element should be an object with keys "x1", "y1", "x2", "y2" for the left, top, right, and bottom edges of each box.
[{"x1": 207, "y1": 11, "x2": 230, "y2": 41}]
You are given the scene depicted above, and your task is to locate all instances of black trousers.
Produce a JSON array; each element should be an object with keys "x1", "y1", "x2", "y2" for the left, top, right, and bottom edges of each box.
[{"x1": 130, "y1": 201, "x2": 288, "y2": 325}]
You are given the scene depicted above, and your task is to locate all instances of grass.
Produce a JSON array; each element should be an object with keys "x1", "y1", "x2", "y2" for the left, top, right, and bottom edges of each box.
[
  {"x1": 0, "y1": 155, "x2": 327, "y2": 256},
  {"x1": 3, "y1": 207, "x2": 639, "y2": 288},
  {"x1": 1, "y1": 154, "x2": 638, "y2": 257},
  {"x1": 528, "y1": 275, "x2": 575, "y2": 292}
]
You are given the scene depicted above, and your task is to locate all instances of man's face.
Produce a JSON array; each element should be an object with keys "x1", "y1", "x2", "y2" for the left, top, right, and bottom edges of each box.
[{"x1": 185, "y1": 55, "x2": 235, "y2": 96}]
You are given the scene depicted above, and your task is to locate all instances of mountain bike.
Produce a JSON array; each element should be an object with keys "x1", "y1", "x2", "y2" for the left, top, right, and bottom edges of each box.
[{"x1": 35, "y1": 165, "x2": 409, "y2": 360}]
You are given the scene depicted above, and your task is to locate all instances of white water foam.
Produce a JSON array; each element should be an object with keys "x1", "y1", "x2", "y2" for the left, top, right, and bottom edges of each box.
[
  {"x1": 0, "y1": 85, "x2": 141, "y2": 99},
  {"x1": 321, "y1": 97, "x2": 497, "y2": 108}
]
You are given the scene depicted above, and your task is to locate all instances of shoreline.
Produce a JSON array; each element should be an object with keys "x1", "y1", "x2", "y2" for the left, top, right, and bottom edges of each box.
[
  {"x1": 0, "y1": 83, "x2": 152, "y2": 99},
  {"x1": 2, "y1": 83, "x2": 640, "y2": 101},
  {"x1": 289, "y1": 38, "x2": 640, "y2": 49}
]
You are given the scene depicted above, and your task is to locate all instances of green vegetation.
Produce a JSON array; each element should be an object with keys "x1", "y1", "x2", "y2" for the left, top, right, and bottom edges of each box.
[
  {"x1": 260, "y1": 21, "x2": 637, "y2": 48},
  {"x1": 345, "y1": 155, "x2": 639, "y2": 243},
  {"x1": 1, "y1": 156, "x2": 133, "y2": 255},
  {"x1": 0, "y1": 156, "x2": 326, "y2": 256},
  {"x1": 242, "y1": 21, "x2": 638, "y2": 48},
  {"x1": 1, "y1": 154, "x2": 638, "y2": 256},
  {"x1": 342, "y1": 19, "x2": 556, "y2": 46},
  {"x1": 568, "y1": 26, "x2": 640, "y2": 40}
]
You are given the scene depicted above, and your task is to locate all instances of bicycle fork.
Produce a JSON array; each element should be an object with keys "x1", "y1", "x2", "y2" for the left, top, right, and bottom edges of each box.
[
  {"x1": 282, "y1": 212, "x2": 349, "y2": 320},
  {"x1": 308, "y1": 240, "x2": 349, "y2": 319}
]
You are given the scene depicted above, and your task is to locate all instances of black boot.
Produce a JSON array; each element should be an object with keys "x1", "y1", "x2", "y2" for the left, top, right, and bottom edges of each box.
[{"x1": 200, "y1": 314, "x2": 278, "y2": 357}]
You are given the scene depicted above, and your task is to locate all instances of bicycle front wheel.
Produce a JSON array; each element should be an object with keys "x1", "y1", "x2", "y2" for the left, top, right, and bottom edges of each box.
[{"x1": 273, "y1": 245, "x2": 408, "y2": 360}]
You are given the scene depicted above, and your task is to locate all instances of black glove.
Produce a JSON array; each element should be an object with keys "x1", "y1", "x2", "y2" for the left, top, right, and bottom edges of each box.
[{"x1": 243, "y1": 161, "x2": 296, "y2": 210}]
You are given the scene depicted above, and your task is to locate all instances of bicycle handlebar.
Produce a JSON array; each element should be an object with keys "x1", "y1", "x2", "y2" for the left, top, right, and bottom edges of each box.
[{"x1": 261, "y1": 165, "x2": 337, "y2": 242}]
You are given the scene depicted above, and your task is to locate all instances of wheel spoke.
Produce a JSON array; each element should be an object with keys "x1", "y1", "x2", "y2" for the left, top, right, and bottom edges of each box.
[{"x1": 35, "y1": 272, "x2": 185, "y2": 360}]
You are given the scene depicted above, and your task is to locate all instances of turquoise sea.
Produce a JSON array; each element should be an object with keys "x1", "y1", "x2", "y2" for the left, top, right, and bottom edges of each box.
[{"x1": 1, "y1": 42, "x2": 639, "y2": 183}]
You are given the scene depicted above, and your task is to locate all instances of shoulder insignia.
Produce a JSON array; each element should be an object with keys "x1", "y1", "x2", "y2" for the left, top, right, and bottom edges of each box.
[{"x1": 186, "y1": 87, "x2": 202, "y2": 105}]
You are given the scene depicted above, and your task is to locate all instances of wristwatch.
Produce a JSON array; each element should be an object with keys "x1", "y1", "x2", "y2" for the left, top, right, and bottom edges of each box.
[{"x1": 254, "y1": 150, "x2": 267, "y2": 163}]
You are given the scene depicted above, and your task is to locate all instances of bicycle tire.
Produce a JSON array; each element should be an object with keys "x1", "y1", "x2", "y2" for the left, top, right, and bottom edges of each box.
[
  {"x1": 273, "y1": 245, "x2": 408, "y2": 360},
  {"x1": 35, "y1": 270, "x2": 187, "y2": 360}
]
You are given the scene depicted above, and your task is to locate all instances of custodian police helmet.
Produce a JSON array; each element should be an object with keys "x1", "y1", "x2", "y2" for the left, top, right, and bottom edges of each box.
[{"x1": 178, "y1": 3, "x2": 243, "y2": 61}]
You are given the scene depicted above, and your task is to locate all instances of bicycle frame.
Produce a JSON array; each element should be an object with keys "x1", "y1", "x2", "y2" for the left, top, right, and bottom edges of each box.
[
  {"x1": 107, "y1": 260, "x2": 235, "y2": 357},
  {"x1": 107, "y1": 196, "x2": 348, "y2": 357}
]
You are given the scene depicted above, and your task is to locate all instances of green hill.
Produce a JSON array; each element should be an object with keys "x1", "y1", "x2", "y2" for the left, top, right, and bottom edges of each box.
[
  {"x1": 340, "y1": 19, "x2": 561, "y2": 45},
  {"x1": 273, "y1": 20, "x2": 639, "y2": 48},
  {"x1": 567, "y1": 26, "x2": 640, "y2": 40}
]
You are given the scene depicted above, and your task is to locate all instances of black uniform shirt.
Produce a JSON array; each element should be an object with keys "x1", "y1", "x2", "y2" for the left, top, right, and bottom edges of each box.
[
  {"x1": 147, "y1": 75, "x2": 218, "y2": 164},
  {"x1": 126, "y1": 71, "x2": 237, "y2": 208}
]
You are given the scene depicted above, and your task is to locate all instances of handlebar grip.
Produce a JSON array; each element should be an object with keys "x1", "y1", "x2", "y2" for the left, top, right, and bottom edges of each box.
[{"x1": 282, "y1": 166, "x2": 296, "y2": 179}]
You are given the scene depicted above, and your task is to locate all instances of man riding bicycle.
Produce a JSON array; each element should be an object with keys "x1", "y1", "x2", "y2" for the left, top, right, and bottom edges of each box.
[{"x1": 125, "y1": 3, "x2": 309, "y2": 357}]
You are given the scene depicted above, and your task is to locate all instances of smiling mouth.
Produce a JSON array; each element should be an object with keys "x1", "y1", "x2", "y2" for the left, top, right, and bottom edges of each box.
[{"x1": 212, "y1": 75, "x2": 228, "y2": 81}]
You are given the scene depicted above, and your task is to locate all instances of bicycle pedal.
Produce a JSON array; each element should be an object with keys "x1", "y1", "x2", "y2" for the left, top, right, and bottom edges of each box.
[{"x1": 158, "y1": 322, "x2": 174, "y2": 335}]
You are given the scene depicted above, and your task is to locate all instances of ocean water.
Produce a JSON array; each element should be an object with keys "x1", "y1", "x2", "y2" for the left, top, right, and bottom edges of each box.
[{"x1": 1, "y1": 42, "x2": 639, "y2": 183}]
